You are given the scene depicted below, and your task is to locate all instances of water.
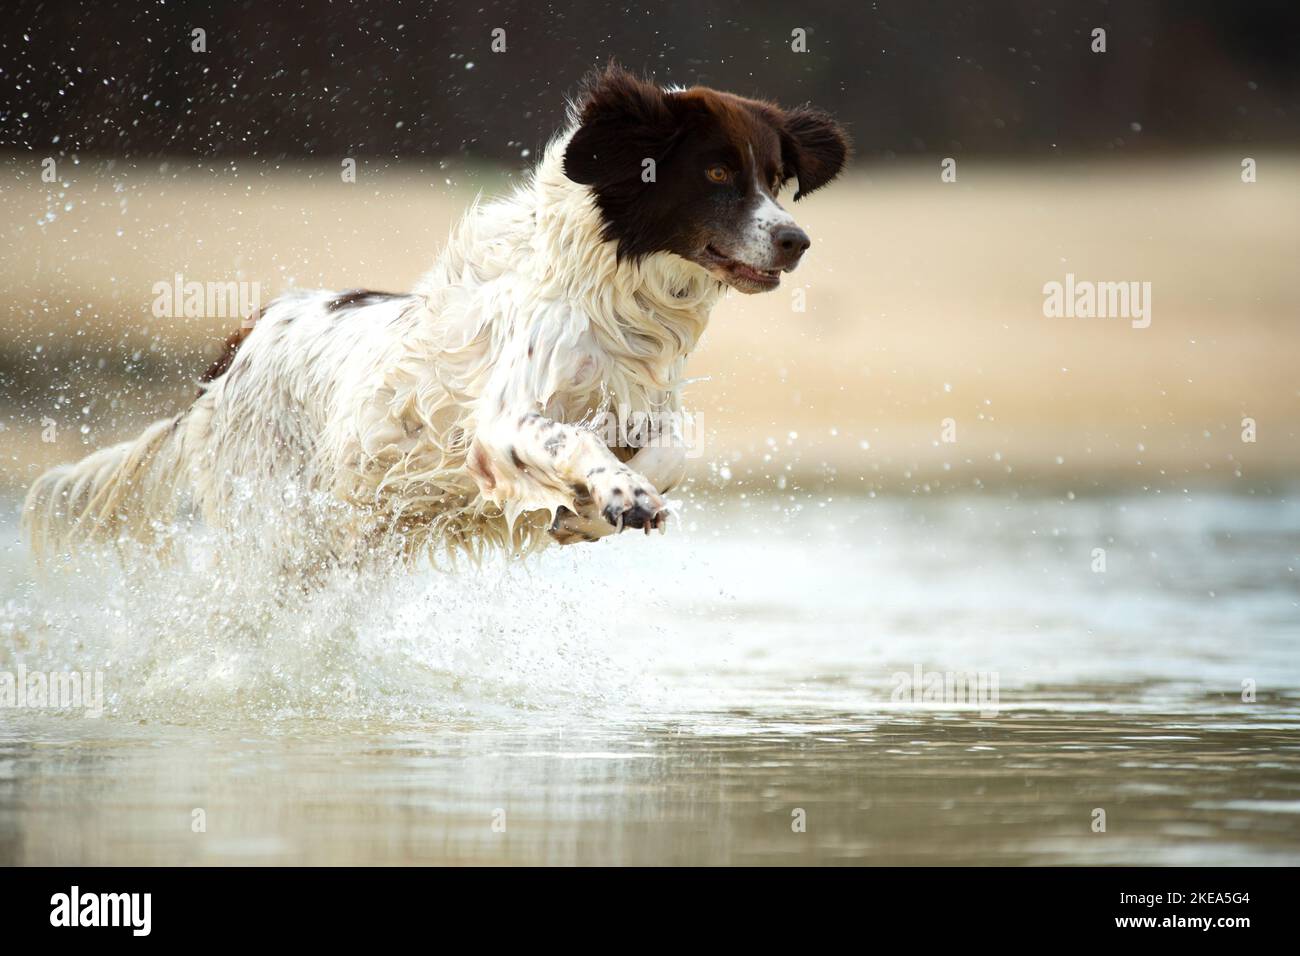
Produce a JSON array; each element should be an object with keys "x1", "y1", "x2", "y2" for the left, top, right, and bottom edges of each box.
[{"x1": 1, "y1": 488, "x2": 1298, "y2": 865}]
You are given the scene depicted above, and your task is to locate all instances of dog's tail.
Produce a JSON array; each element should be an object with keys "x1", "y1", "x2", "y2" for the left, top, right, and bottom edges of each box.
[{"x1": 23, "y1": 414, "x2": 191, "y2": 561}]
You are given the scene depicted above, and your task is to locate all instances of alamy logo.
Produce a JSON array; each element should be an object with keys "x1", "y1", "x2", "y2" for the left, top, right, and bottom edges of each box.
[
  {"x1": 891, "y1": 663, "x2": 1000, "y2": 717},
  {"x1": 50, "y1": 886, "x2": 151, "y2": 936},
  {"x1": 1042, "y1": 273, "x2": 1151, "y2": 328},
  {"x1": 1, "y1": 664, "x2": 104, "y2": 718},
  {"x1": 151, "y1": 273, "x2": 260, "y2": 321},
  {"x1": 589, "y1": 406, "x2": 704, "y2": 459}
]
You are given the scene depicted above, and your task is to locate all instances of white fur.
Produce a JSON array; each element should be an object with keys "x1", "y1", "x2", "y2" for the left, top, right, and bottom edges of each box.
[
  {"x1": 732, "y1": 144, "x2": 799, "y2": 266},
  {"x1": 24, "y1": 127, "x2": 724, "y2": 565}
]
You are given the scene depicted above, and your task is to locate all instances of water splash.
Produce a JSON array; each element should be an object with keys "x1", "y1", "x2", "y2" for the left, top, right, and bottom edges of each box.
[{"x1": 0, "y1": 514, "x2": 659, "y2": 727}]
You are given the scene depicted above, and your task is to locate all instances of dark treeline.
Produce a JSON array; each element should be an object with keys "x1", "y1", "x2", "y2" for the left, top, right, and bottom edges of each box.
[{"x1": 3, "y1": 0, "x2": 1297, "y2": 162}]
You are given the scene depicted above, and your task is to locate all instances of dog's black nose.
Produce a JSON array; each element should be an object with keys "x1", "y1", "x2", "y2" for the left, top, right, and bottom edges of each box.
[{"x1": 773, "y1": 225, "x2": 811, "y2": 268}]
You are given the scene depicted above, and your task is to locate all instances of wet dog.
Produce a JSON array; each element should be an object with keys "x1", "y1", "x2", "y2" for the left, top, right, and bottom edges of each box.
[{"x1": 25, "y1": 65, "x2": 849, "y2": 564}]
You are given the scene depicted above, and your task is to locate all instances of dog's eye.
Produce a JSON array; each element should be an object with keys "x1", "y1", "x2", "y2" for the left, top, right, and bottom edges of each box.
[{"x1": 705, "y1": 166, "x2": 731, "y2": 184}]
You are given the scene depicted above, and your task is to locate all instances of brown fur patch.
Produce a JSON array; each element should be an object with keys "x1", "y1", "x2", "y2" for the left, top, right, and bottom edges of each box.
[
  {"x1": 199, "y1": 322, "x2": 255, "y2": 386},
  {"x1": 326, "y1": 288, "x2": 403, "y2": 312},
  {"x1": 468, "y1": 441, "x2": 497, "y2": 492}
]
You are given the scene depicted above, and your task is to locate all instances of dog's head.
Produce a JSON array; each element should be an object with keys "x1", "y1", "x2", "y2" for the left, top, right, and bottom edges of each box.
[{"x1": 563, "y1": 65, "x2": 850, "y2": 293}]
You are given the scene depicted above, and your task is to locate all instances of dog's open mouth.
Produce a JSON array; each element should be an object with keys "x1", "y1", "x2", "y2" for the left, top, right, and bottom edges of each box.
[{"x1": 701, "y1": 245, "x2": 782, "y2": 291}]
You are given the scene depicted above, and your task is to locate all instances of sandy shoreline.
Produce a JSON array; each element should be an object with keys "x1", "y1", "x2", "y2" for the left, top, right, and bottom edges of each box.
[{"x1": 3, "y1": 154, "x2": 1297, "y2": 492}]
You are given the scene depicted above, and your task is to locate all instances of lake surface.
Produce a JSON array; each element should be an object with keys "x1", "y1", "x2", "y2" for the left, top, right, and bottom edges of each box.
[{"x1": 1, "y1": 488, "x2": 1298, "y2": 865}]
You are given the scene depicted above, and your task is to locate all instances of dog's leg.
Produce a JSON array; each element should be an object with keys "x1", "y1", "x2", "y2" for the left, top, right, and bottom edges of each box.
[
  {"x1": 547, "y1": 506, "x2": 614, "y2": 544},
  {"x1": 471, "y1": 411, "x2": 670, "y2": 535},
  {"x1": 621, "y1": 443, "x2": 687, "y2": 495}
]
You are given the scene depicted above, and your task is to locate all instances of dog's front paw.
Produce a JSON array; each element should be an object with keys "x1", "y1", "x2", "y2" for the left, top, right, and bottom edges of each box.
[{"x1": 581, "y1": 467, "x2": 668, "y2": 533}]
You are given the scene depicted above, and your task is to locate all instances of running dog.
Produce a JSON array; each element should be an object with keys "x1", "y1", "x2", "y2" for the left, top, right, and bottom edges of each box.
[{"x1": 24, "y1": 65, "x2": 849, "y2": 564}]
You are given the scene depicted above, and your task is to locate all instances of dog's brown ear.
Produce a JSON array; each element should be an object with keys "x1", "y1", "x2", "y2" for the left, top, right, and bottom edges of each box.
[
  {"x1": 563, "y1": 64, "x2": 679, "y2": 187},
  {"x1": 779, "y1": 107, "x2": 850, "y2": 200}
]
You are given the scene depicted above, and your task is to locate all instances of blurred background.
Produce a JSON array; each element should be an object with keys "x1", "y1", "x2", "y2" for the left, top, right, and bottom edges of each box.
[{"x1": 2, "y1": 0, "x2": 1297, "y2": 492}]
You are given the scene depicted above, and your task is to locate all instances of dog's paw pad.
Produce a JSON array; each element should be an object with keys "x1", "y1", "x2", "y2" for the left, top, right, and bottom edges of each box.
[{"x1": 596, "y1": 482, "x2": 667, "y2": 532}]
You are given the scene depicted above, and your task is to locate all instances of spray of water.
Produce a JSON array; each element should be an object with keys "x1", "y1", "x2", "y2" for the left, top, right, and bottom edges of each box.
[{"x1": 1, "y1": 497, "x2": 670, "y2": 727}]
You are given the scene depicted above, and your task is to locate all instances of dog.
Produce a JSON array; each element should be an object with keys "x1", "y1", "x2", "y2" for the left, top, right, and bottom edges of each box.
[{"x1": 23, "y1": 65, "x2": 849, "y2": 565}]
